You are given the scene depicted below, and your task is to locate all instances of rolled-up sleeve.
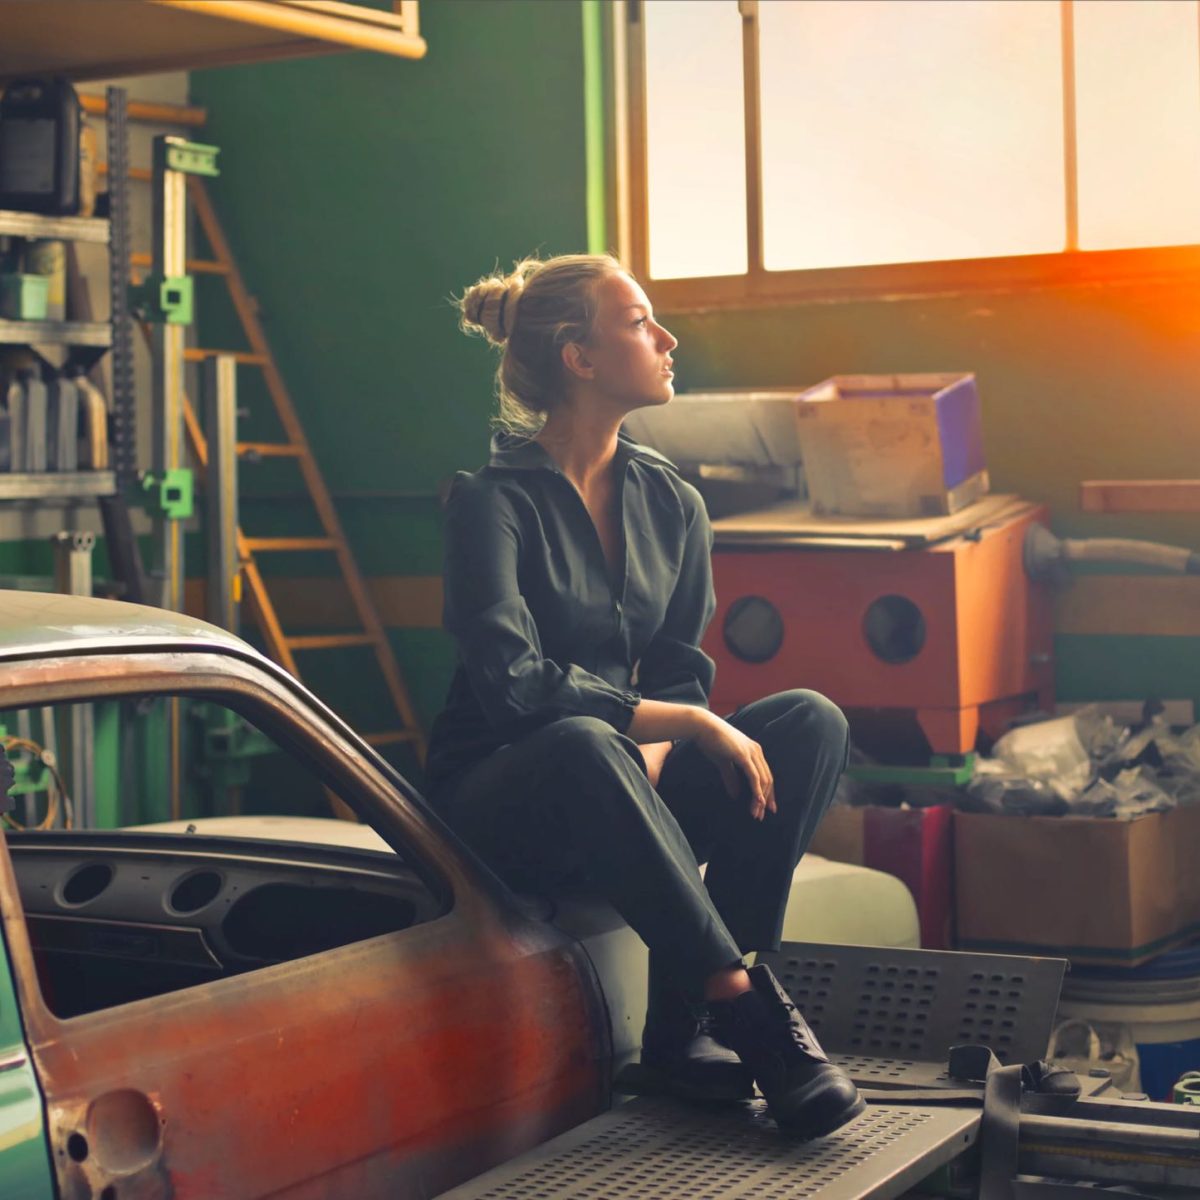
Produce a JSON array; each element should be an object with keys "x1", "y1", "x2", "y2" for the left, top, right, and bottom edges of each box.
[
  {"x1": 442, "y1": 476, "x2": 641, "y2": 737},
  {"x1": 636, "y1": 486, "x2": 716, "y2": 707}
]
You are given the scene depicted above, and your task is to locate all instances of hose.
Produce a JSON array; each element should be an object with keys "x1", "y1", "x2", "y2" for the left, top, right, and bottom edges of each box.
[
  {"x1": 1024, "y1": 523, "x2": 1200, "y2": 580},
  {"x1": 0, "y1": 735, "x2": 72, "y2": 831}
]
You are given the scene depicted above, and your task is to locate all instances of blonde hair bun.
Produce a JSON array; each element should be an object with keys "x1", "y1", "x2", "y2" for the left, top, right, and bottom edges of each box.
[
  {"x1": 456, "y1": 252, "x2": 623, "y2": 435},
  {"x1": 460, "y1": 261, "x2": 537, "y2": 346}
]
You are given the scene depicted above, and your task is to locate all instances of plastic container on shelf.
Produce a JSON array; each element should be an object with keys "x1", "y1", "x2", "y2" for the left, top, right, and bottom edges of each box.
[
  {"x1": 23, "y1": 240, "x2": 65, "y2": 322},
  {"x1": 0, "y1": 272, "x2": 48, "y2": 320},
  {"x1": 71, "y1": 369, "x2": 107, "y2": 470},
  {"x1": 46, "y1": 373, "x2": 78, "y2": 471},
  {"x1": 0, "y1": 371, "x2": 20, "y2": 471},
  {"x1": 19, "y1": 367, "x2": 46, "y2": 472}
]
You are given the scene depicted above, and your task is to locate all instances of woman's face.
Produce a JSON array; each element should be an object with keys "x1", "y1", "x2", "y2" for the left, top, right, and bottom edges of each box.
[{"x1": 577, "y1": 272, "x2": 678, "y2": 412}]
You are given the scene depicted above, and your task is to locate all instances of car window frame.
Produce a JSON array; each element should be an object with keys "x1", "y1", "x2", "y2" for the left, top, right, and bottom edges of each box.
[{"x1": 0, "y1": 646, "x2": 501, "y2": 916}]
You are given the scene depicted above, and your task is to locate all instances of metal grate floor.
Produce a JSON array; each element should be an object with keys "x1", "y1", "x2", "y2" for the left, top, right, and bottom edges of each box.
[
  {"x1": 760, "y1": 943, "x2": 1066, "y2": 1067},
  {"x1": 437, "y1": 1097, "x2": 980, "y2": 1200}
]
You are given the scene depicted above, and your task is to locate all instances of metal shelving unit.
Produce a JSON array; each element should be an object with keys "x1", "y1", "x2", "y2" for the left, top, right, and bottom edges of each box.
[
  {"x1": 0, "y1": 319, "x2": 113, "y2": 348},
  {"x1": 0, "y1": 87, "x2": 135, "y2": 504},
  {"x1": 0, "y1": 472, "x2": 116, "y2": 501},
  {"x1": 0, "y1": 211, "x2": 110, "y2": 244}
]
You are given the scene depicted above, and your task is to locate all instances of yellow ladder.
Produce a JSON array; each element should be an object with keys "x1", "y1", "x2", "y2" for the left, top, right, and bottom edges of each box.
[{"x1": 149, "y1": 178, "x2": 426, "y2": 763}]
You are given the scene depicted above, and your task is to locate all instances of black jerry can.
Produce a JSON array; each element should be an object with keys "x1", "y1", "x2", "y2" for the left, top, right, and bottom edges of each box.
[{"x1": 0, "y1": 76, "x2": 82, "y2": 215}]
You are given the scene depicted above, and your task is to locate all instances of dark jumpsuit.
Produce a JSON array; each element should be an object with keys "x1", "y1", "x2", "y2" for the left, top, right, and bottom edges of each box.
[{"x1": 426, "y1": 431, "x2": 849, "y2": 1001}]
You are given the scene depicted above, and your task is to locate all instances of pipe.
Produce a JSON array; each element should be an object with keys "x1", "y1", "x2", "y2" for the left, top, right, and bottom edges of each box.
[
  {"x1": 80, "y1": 94, "x2": 207, "y2": 128},
  {"x1": 1024, "y1": 523, "x2": 1200, "y2": 580}
]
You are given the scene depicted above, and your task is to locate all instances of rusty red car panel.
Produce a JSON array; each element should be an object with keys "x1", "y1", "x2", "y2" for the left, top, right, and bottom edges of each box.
[{"x1": 0, "y1": 593, "x2": 616, "y2": 1199}]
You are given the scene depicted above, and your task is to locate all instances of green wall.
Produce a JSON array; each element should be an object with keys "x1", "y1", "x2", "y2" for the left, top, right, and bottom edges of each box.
[{"x1": 191, "y1": 0, "x2": 591, "y2": 763}]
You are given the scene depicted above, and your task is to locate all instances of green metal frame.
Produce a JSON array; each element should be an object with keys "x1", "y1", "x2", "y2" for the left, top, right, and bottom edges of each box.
[{"x1": 845, "y1": 753, "x2": 977, "y2": 788}]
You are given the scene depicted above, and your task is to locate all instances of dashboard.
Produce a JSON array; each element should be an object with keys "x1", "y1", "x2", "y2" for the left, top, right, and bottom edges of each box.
[{"x1": 6, "y1": 831, "x2": 446, "y2": 1017}]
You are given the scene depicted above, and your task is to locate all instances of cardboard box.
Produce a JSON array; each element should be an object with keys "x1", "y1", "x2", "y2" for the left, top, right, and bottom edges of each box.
[
  {"x1": 955, "y1": 805, "x2": 1200, "y2": 966},
  {"x1": 810, "y1": 803, "x2": 955, "y2": 949},
  {"x1": 794, "y1": 373, "x2": 988, "y2": 518}
]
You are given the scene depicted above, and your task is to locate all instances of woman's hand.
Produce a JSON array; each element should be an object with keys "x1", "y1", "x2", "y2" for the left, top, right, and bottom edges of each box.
[
  {"x1": 692, "y1": 712, "x2": 776, "y2": 821},
  {"x1": 638, "y1": 740, "x2": 674, "y2": 788}
]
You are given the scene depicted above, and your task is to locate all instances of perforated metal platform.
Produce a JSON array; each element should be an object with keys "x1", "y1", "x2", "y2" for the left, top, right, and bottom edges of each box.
[
  {"x1": 438, "y1": 1097, "x2": 980, "y2": 1199},
  {"x1": 761, "y1": 942, "x2": 1067, "y2": 1088}
]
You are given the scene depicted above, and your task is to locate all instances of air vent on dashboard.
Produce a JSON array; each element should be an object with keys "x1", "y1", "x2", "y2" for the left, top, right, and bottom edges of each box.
[
  {"x1": 60, "y1": 862, "x2": 113, "y2": 906},
  {"x1": 168, "y1": 870, "x2": 223, "y2": 914}
]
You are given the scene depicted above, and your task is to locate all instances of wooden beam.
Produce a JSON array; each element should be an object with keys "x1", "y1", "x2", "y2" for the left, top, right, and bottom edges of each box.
[
  {"x1": 1056, "y1": 575, "x2": 1200, "y2": 637},
  {"x1": 150, "y1": 0, "x2": 427, "y2": 59}
]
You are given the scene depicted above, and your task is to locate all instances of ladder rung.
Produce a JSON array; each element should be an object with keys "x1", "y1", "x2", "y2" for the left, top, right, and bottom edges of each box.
[
  {"x1": 183, "y1": 348, "x2": 267, "y2": 365},
  {"x1": 285, "y1": 633, "x2": 376, "y2": 650},
  {"x1": 243, "y1": 537, "x2": 338, "y2": 553},
  {"x1": 363, "y1": 731, "x2": 423, "y2": 747},
  {"x1": 130, "y1": 252, "x2": 228, "y2": 275},
  {"x1": 238, "y1": 442, "x2": 304, "y2": 458}
]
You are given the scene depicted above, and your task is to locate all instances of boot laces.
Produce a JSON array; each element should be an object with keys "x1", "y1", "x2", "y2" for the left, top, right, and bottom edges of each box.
[{"x1": 776, "y1": 996, "x2": 815, "y2": 1053}]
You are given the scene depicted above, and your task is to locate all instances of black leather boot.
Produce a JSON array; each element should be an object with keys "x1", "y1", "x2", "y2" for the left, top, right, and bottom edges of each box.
[
  {"x1": 712, "y1": 963, "x2": 865, "y2": 1138},
  {"x1": 616, "y1": 981, "x2": 755, "y2": 1102},
  {"x1": 638, "y1": 1007, "x2": 757, "y2": 1102}
]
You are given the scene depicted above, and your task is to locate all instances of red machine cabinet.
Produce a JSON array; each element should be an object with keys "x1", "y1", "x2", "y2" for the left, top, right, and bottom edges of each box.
[{"x1": 705, "y1": 501, "x2": 1055, "y2": 756}]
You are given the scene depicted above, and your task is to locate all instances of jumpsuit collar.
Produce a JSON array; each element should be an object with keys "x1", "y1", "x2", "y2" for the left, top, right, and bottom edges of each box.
[{"x1": 488, "y1": 428, "x2": 677, "y2": 473}]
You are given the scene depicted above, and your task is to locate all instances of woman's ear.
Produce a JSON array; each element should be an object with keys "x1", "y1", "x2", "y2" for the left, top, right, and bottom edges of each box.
[{"x1": 562, "y1": 341, "x2": 595, "y2": 381}]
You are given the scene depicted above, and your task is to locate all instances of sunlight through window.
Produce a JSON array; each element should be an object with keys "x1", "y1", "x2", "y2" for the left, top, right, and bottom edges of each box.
[
  {"x1": 637, "y1": 0, "x2": 1200, "y2": 285},
  {"x1": 644, "y1": 0, "x2": 747, "y2": 279},
  {"x1": 1074, "y1": 0, "x2": 1200, "y2": 251},
  {"x1": 757, "y1": 0, "x2": 1065, "y2": 270}
]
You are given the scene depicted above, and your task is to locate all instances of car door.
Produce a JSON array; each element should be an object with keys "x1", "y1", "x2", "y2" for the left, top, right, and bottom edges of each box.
[{"x1": 0, "y1": 647, "x2": 611, "y2": 1200}]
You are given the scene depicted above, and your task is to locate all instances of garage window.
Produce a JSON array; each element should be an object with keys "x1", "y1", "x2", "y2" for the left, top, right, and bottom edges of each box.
[{"x1": 625, "y1": 0, "x2": 1200, "y2": 304}]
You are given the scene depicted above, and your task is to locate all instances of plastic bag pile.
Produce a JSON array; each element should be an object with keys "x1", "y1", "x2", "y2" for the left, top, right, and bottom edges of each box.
[{"x1": 964, "y1": 706, "x2": 1200, "y2": 819}]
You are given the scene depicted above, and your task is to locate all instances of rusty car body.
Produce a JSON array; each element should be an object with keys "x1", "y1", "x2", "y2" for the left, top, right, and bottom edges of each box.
[{"x1": 0, "y1": 590, "x2": 615, "y2": 1199}]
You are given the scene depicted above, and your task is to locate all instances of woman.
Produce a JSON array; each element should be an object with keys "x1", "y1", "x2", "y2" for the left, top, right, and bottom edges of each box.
[{"x1": 426, "y1": 253, "x2": 863, "y2": 1140}]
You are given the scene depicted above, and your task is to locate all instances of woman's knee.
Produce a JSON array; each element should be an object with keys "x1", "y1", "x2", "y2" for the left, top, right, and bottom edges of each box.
[
  {"x1": 538, "y1": 716, "x2": 666, "y2": 832},
  {"x1": 541, "y1": 715, "x2": 638, "y2": 772},
  {"x1": 771, "y1": 689, "x2": 849, "y2": 748}
]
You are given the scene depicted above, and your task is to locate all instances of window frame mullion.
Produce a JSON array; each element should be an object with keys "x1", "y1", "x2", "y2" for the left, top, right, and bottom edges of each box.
[
  {"x1": 625, "y1": 0, "x2": 650, "y2": 277},
  {"x1": 740, "y1": 0, "x2": 765, "y2": 280},
  {"x1": 1061, "y1": 0, "x2": 1080, "y2": 253}
]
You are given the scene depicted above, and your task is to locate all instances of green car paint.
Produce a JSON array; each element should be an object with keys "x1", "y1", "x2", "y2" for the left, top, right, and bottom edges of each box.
[{"x1": 0, "y1": 917, "x2": 53, "y2": 1199}]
